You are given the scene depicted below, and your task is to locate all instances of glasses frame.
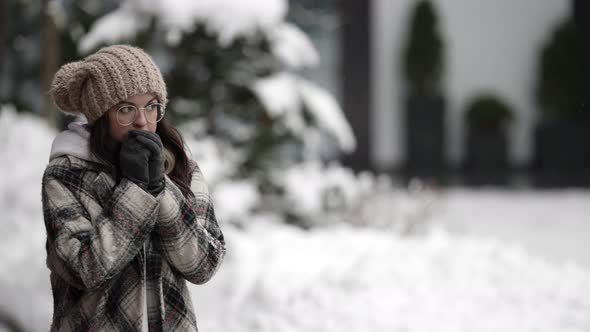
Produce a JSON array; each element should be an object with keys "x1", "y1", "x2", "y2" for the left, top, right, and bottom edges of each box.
[{"x1": 115, "y1": 102, "x2": 166, "y2": 126}]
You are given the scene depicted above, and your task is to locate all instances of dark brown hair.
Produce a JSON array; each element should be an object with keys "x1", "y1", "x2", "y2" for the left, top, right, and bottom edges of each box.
[{"x1": 89, "y1": 115, "x2": 193, "y2": 198}]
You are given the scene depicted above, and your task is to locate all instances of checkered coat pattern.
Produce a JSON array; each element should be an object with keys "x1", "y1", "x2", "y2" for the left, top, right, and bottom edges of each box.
[{"x1": 41, "y1": 155, "x2": 226, "y2": 331}]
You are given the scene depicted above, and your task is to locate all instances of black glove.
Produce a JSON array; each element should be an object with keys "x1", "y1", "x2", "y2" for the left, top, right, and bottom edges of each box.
[
  {"x1": 119, "y1": 134, "x2": 151, "y2": 189},
  {"x1": 129, "y1": 130, "x2": 166, "y2": 196}
]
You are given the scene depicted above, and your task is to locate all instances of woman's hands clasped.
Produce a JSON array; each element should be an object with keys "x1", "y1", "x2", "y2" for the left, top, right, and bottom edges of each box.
[{"x1": 119, "y1": 130, "x2": 166, "y2": 196}]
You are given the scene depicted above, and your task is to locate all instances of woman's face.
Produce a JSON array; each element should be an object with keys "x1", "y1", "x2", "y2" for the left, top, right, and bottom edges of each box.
[{"x1": 106, "y1": 93, "x2": 158, "y2": 142}]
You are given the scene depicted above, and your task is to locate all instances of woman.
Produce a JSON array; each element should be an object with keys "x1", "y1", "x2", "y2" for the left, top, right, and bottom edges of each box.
[{"x1": 42, "y1": 44, "x2": 226, "y2": 332}]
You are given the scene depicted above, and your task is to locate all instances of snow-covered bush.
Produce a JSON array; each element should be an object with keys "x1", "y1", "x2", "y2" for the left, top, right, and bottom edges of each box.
[
  {"x1": 266, "y1": 160, "x2": 440, "y2": 231},
  {"x1": 58, "y1": 0, "x2": 366, "y2": 228},
  {"x1": 74, "y1": 0, "x2": 355, "y2": 163}
]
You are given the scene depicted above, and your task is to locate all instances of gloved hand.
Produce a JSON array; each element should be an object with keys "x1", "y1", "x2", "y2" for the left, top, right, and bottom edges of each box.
[
  {"x1": 128, "y1": 130, "x2": 166, "y2": 196},
  {"x1": 119, "y1": 134, "x2": 151, "y2": 190}
]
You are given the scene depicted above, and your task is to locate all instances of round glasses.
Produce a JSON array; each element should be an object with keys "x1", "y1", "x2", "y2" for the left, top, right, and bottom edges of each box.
[{"x1": 115, "y1": 103, "x2": 165, "y2": 126}]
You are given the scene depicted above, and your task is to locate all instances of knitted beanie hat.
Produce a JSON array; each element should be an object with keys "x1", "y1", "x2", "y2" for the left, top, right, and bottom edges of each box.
[{"x1": 50, "y1": 44, "x2": 167, "y2": 124}]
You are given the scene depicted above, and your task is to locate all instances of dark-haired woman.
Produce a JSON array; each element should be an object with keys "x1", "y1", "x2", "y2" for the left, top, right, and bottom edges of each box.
[{"x1": 42, "y1": 44, "x2": 226, "y2": 332}]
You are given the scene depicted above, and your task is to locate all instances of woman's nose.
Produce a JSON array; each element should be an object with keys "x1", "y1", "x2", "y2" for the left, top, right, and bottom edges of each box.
[{"x1": 133, "y1": 108, "x2": 148, "y2": 127}]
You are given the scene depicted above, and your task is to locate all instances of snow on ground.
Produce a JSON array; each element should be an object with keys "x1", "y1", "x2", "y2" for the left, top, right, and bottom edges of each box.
[
  {"x1": 0, "y1": 107, "x2": 55, "y2": 331},
  {"x1": 192, "y1": 216, "x2": 590, "y2": 332},
  {"x1": 433, "y1": 188, "x2": 590, "y2": 268},
  {"x1": 1, "y1": 109, "x2": 590, "y2": 331}
]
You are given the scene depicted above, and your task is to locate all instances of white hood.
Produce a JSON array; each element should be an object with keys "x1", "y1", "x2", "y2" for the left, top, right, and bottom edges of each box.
[{"x1": 49, "y1": 121, "x2": 100, "y2": 163}]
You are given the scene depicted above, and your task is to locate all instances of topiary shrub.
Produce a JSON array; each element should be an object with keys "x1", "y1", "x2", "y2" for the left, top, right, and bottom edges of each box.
[
  {"x1": 536, "y1": 18, "x2": 589, "y2": 121},
  {"x1": 402, "y1": 0, "x2": 444, "y2": 97},
  {"x1": 465, "y1": 94, "x2": 514, "y2": 133}
]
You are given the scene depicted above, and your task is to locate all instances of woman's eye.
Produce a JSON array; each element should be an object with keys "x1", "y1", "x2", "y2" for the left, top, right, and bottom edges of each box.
[
  {"x1": 147, "y1": 103, "x2": 161, "y2": 112},
  {"x1": 119, "y1": 106, "x2": 135, "y2": 114}
]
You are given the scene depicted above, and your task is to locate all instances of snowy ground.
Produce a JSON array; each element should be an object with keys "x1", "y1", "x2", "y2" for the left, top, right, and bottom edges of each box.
[
  {"x1": 1, "y1": 110, "x2": 589, "y2": 331},
  {"x1": 434, "y1": 188, "x2": 590, "y2": 268},
  {"x1": 191, "y1": 196, "x2": 590, "y2": 332}
]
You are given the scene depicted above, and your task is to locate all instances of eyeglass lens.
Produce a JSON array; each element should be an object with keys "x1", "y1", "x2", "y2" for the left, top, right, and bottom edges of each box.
[{"x1": 117, "y1": 103, "x2": 165, "y2": 125}]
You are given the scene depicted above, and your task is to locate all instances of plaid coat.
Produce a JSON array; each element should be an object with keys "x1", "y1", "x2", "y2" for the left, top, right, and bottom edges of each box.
[{"x1": 41, "y1": 155, "x2": 226, "y2": 331}]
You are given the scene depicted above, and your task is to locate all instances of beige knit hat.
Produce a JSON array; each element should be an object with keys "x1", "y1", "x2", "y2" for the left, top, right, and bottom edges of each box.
[{"x1": 50, "y1": 44, "x2": 167, "y2": 124}]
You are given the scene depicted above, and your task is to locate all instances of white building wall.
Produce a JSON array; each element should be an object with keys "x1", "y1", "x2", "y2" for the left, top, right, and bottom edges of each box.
[{"x1": 371, "y1": 0, "x2": 569, "y2": 171}]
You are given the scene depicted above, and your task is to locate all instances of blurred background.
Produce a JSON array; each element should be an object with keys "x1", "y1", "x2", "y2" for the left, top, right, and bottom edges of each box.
[{"x1": 1, "y1": 0, "x2": 589, "y2": 331}]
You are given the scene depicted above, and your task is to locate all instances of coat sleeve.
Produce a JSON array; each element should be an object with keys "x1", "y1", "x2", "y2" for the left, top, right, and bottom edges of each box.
[
  {"x1": 154, "y1": 160, "x2": 226, "y2": 285},
  {"x1": 41, "y1": 161, "x2": 160, "y2": 290}
]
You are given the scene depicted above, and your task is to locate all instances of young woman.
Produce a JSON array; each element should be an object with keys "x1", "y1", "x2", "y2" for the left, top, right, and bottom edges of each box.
[{"x1": 42, "y1": 44, "x2": 226, "y2": 331}]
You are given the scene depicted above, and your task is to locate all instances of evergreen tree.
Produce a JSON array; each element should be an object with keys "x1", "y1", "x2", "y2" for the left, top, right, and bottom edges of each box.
[
  {"x1": 63, "y1": 0, "x2": 356, "y2": 226},
  {"x1": 73, "y1": 1, "x2": 352, "y2": 177}
]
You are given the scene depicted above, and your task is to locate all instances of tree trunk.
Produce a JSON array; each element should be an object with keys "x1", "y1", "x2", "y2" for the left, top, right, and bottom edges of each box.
[{"x1": 42, "y1": 0, "x2": 58, "y2": 128}]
